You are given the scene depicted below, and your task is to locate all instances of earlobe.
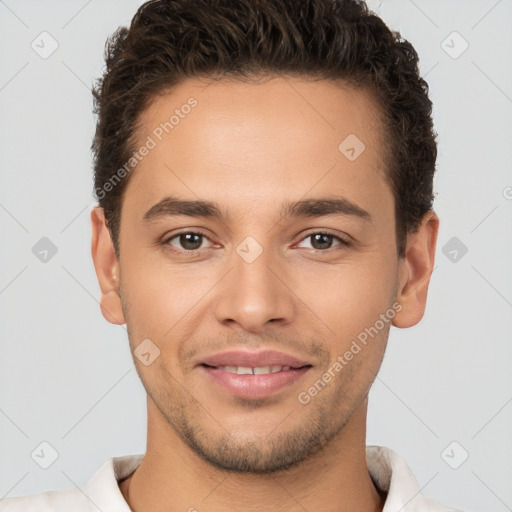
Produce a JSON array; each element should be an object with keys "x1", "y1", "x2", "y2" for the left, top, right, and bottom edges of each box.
[
  {"x1": 393, "y1": 211, "x2": 439, "y2": 329},
  {"x1": 90, "y1": 206, "x2": 126, "y2": 325}
]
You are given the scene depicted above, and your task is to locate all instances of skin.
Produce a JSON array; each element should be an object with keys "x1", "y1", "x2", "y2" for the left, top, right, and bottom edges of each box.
[{"x1": 91, "y1": 76, "x2": 438, "y2": 512}]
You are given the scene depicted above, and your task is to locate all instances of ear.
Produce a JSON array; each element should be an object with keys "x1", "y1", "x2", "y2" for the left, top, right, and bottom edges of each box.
[
  {"x1": 393, "y1": 211, "x2": 439, "y2": 328},
  {"x1": 90, "y1": 206, "x2": 125, "y2": 325}
]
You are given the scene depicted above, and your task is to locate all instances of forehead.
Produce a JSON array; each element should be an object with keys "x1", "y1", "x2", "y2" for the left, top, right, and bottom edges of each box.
[{"x1": 123, "y1": 76, "x2": 392, "y2": 220}]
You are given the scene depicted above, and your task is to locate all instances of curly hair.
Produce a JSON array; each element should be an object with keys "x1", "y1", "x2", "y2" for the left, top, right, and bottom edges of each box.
[{"x1": 92, "y1": 0, "x2": 437, "y2": 258}]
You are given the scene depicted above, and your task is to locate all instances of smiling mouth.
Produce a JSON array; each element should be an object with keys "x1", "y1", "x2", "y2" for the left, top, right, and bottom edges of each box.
[
  {"x1": 202, "y1": 364, "x2": 310, "y2": 375},
  {"x1": 200, "y1": 363, "x2": 313, "y2": 399}
]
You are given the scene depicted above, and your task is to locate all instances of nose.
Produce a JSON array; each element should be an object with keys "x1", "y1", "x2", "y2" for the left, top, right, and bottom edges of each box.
[{"x1": 213, "y1": 243, "x2": 297, "y2": 333}]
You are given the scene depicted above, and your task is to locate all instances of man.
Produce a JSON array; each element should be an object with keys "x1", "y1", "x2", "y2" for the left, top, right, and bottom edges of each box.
[{"x1": 1, "y1": 0, "x2": 462, "y2": 510}]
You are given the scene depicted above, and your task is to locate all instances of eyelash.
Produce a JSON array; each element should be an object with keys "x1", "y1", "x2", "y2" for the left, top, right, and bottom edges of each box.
[{"x1": 161, "y1": 230, "x2": 351, "y2": 256}]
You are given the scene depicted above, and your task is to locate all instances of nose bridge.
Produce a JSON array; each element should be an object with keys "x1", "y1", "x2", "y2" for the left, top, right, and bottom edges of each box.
[{"x1": 213, "y1": 236, "x2": 295, "y2": 331}]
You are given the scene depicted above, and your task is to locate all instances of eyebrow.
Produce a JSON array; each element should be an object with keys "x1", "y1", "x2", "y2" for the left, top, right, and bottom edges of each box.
[{"x1": 142, "y1": 195, "x2": 371, "y2": 224}]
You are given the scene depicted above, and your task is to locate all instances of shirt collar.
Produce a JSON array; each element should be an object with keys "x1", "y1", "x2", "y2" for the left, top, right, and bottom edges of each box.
[
  {"x1": 83, "y1": 447, "x2": 455, "y2": 511},
  {"x1": 367, "y1": 446, "x2": 459, "y2": 512}
]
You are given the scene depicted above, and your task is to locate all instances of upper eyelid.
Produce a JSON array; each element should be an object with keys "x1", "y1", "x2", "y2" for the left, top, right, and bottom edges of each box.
[
  {"x1": 297, "y1": 232, "x2": 349, "y2": 245},
  {"x1": 164, "y1": 229, "x2": 210, "y2": 241},
  {"x1": 164, "y1": 229, "x2": 349, "y2": 249}
]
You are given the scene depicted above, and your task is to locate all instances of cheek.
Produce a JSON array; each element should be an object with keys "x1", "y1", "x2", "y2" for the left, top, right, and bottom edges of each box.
[
  {"x1": 297, "y1": 256, "x2": 398, "y2": 338},
  {"x1": 119, "y1": 259, "x2": 171, "y2": 344},
  {"x1": 119, "y1": 228, "x2": 399, "y2": 349},
  {"x1": 119, "y1": 255, "x2": 219, "y2": 353}
]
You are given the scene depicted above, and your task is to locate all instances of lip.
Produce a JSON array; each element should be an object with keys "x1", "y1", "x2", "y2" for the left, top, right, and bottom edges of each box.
[
  {"x1": 200, "y1": 349, "x2": 310, "y2": 368},
  {"x1": 198, "y1": 350, "x2": 312, "y2": 399}
]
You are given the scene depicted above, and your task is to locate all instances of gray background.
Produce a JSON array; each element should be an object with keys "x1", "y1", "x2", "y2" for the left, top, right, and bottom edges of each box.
[{"x1": 0, "y1": 1, "x2": 511, "y2": 511}]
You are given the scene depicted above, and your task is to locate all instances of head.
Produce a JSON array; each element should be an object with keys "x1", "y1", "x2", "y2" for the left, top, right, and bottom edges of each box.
[{"x1": 91, "y1": 0, "x2": 438, "y2": 474}]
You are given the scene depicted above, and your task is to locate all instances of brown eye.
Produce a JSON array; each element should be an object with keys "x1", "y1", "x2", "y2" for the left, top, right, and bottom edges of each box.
[
  {"x1": 297, "y1": 232, "x2": 347, "y2": 251},
  {"x1": 310, "y1": 233, "x2": 336, "y2": 250},
  {"x1": 167, "y1": 232, "x2": 208, "y2": 251}
]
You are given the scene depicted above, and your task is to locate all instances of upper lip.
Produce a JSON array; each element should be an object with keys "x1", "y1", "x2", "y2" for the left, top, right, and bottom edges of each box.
[{"x1": 200, "y1": 350, "x2": 311, "y2": 368}]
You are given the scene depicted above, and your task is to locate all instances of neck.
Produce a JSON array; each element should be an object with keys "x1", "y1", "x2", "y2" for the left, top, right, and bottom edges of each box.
[
  {"x1": 119, "y1": 397, "x2": 385, "y2": 512},
  {"x1": 120, "y1": 398, "x2": 385, "y2": 512}
]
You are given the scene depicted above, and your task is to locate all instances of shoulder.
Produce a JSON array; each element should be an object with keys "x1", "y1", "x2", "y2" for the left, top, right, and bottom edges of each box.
[
  {"x1": 366, "y1": 446, "x2": 465, "y2": 512},
  {"x1": 0, "y1": 454, "x2": 143, "y2": 512},
  {"x1": 0, "y1": 488, "x2": 89, "y2": 512}
]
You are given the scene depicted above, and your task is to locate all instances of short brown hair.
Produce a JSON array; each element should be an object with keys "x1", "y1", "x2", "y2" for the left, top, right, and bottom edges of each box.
[{"x1": 92, "y1": 0, "x2": 437, "y2": 257}]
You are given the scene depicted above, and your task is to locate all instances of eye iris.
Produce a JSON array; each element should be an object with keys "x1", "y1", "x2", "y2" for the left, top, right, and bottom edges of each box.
[
  {"x1": 311, "y1": 233, "x2": 333, "y2": 250},
  {"x1": 180, "y1": 233, "x2": 202, "y2": 250},
  {"x1": 174, "y1": 233, "x2": 338, "y2": 251}
]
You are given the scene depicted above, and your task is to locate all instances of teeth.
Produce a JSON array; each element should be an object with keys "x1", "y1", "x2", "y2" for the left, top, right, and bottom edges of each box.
[
  {"x1": 217, "y1": 365, "x2": 290, "y2": 375},
  {"x1": 253, "y1": 366, "x2": 271, "y2": 375}
]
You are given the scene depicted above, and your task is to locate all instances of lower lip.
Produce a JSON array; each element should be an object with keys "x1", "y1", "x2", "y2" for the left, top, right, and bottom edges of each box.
[{"x1": 201, "y1": 366, "x2": 311, "y2": 399}]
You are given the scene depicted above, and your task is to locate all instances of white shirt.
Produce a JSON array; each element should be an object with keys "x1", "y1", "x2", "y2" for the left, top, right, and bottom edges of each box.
[{"x1": 0, "y1": 446, "x2": 462, "y2": 511}]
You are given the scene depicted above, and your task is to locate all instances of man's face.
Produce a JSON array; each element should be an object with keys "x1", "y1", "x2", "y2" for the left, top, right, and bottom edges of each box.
[{"x1": 113, "y1": 77, "x2": 404, "y2": 473}]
